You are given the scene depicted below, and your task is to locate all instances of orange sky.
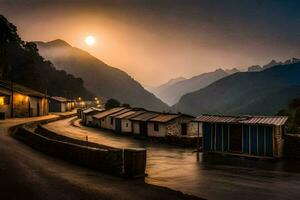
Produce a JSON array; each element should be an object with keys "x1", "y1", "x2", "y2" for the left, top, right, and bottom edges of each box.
[{"x1": 1, "y1": 0, "x2": 299, "y2": 86}]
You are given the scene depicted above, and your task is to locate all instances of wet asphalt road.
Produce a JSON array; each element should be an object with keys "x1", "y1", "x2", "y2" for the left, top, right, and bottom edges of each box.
[
  {"x1": 44, "y1": 117, "x2": 300, "y2": 200},
  {"x1": 0, "y1": 116, "x2": 201, "y2": 200}
]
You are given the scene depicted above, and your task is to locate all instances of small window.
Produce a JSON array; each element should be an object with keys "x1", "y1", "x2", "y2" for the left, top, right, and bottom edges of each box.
[
  {"x1": 126, "y1": 123, "x2": 128, "y2": 127},
  {"x1": 110, "y1": 117, "x2": 113, "y2": 125},
  {"x1": 0, "y1": 96, "x2": 10, "y2": 105},
  {"x1": 154, "y1": 123, "x2": 159, "y2": 131}
]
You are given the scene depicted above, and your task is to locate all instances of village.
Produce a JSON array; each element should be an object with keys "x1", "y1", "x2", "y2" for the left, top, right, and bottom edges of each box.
[
  {"x1": 0, "y1": 79, "x2": 291, "y2": 159},
  {"x1": 2, "y1": 78, "x2": 300, "y2": 200}
]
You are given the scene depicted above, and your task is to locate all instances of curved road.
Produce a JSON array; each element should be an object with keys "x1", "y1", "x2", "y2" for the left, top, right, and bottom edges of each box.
[
  {"x1": 0, "y1": 116, "x2": 200, "y2": 200},
  {"x1": 44, "y1": 117, "x2": 300, "y2": 200}
]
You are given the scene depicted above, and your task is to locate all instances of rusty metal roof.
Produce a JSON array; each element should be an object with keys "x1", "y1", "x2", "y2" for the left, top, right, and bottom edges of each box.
[
  {"x1": 194, "y1": 114, "x2": 288, "y2": 126},
  {"x1": 129, "y1": 112, "x2": 160, "y2": 122},
  {"x1": 109, "y1": 108, "x2": 132, "y2": 117},
  {"x1": 93, "y1": 107, "x2": 126, "y2": 119},
  {"x1": 149, "y1": 114, "x2": 180, "y2": 123}
]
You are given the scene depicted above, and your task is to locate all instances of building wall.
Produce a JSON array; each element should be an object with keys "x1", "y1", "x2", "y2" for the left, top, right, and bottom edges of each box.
[
  {"x1": 132, "y1": 121, "x2": 140, "y2": 135},
  {"x1": 147, "y1": 122, "x2": 166, "y2": 137},
  {"x1": 100, "y1": 116, "x2": 114, "y2": 130},
  {"x1": 61, "y1": 103, "x2": 66, "y2": 112},
  {"x1": 188, "y1": 122, "x2": 201, "y2": 137},
  {"x1": 147, "y1": 116, "x2": 195, "y2": 137},
  {"x1": 0, "y1": 96, "x2": 11, "y2": 118},
  {"x1": 14, "y1": 93, "x2": 30, "y2": 117},
  {"x1": 85, "y1": 115, "x2": 94, "y2": 126},
  {"x1": 121, "y1": 119, "x2": 132, "y2": 133},
  {"x1": 105, "y1": 116, "x2": 115, "y2": 130}
]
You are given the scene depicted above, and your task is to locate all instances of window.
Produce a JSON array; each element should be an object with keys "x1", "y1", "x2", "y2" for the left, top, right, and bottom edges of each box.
[
  {"x1": 126, "y1": 123, "x2": 128, "y2": 127},
  {"x1": 110, "y1": 117, "x2": 113, "y2": 125},
  {"x1": 0, "y1": 96, "x2": 10, "y2": 105},
  {"x1": 154, "y1": 123, "x2": 159, "y2": 131}
]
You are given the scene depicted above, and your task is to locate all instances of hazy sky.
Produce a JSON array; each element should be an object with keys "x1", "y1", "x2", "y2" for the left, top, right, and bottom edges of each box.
[{"x1": 1, "y1": 0, "x2": 300, "y2": 86}]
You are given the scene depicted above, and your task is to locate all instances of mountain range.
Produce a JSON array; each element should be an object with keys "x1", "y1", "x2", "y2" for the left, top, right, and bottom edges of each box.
[
  {"x1": 36, "y1": 40, "x2": 169, "y2": 111},
  {"x1": 172, "y1": 62, "x2": 300, "y2": 116},
  {"x1": 150, "y1": 69, "x2": 230, "y2": 105}
]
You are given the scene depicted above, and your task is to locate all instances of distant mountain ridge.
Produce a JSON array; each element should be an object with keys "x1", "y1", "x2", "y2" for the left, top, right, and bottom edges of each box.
[
  {"x1": 151, "y1": 69, "x2": 230, "y2": 105},
  {"x1": 172, "y1": 61, "x2": 300, "y2": 116},
  {"x1": 147, "y1": 76, "x2": 185, "y2": 94},
  {"x1": 36, "y1": 40, "x2": 169, "y2": 111},
  {"x1": 0, "y1": 15, "x2": 92, "y2": 99}
]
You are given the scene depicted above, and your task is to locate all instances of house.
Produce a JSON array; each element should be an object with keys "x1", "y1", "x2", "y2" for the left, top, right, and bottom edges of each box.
[
  {"x1": 114, "y1": 110, "x2": 146, "y2": 133},
  {"x1": 147, "y1": 114, "x2": 195, "y2": 137},
  {"x1": 92, "y1": 107, "x2": 126, "y2": 129},
  {"x1": 0, "y1": 80, "x2": 49, "y2": 118},
  {"x1": 104, "y1": 108, "x2": 132, "y2": 130},
  {"x1": 194, "y1": 114, "x2": 289, "y2": 158},
  {"x1": 129, "y1": 112, "x2": 160, "y2": 136},
  {"x1": 81, "y1": 107, "x2": 103, "y2": 126},
  {"x1": 49, "y1": 96, "x2": 75, "y2": 113}
]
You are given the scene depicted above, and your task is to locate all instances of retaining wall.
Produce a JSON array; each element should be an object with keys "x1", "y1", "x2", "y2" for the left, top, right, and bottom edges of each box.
[{"x1": 12, "y1": 118, "x2": 146, "y2": 178}]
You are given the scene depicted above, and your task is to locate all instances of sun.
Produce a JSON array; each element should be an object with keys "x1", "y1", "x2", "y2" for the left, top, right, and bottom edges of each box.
[{"x1": 85, "y1": 35, "x2": 95, "y2": 46}]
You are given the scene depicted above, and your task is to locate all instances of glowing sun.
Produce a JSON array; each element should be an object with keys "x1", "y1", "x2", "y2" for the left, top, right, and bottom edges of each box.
[{"x1": 85, "y1": 35, "x2": 95, "y2": 46}]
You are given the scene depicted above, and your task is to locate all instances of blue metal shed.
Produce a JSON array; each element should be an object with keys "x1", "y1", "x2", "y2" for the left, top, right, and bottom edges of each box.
[{"x1": 196, "y1": 115, "x2": 288, "y2": 158}]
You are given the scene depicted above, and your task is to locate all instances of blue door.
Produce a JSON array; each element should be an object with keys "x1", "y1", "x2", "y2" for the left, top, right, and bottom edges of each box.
[
  {"x1": 265, "y1": 126, "x2": 273, "y2": 156},
  {"x1": 216, "y1": 124, "x2": 223, "y2": 151},
  {"x1": 243, "y1": 125, "x2": 250, "y2": 154},
  {"x1": 250, "y1": 126, "x2": 258, "y2": 155},
  {"x1": 115, "y1": 119, "x2": 122, "y2": 133},
  {"x1": 223, "y1": 124, "x2": 228, "y2": 151},
  {"x1": 258, "y1": 126, "x2": 265, "y2": 156},
  {"x1": 203, "y1": 123, "x2": 212, "y2": 151}
]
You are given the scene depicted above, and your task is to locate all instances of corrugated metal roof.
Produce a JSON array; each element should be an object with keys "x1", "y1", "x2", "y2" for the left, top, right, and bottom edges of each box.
[
  {"x1": 115, "y1": 110, "x2": 138, "y2": 119},
  {"x1": 93, "y1": 107, "x2": 125, "y2": 119},
  {"x1": 149, "y1": 114, "x2": 180, "y2": 123},
  {"x1": 124, "y1": 111, "x2": 146, "y2": 119},
  {"x1": 0, "y1": 80, "x2": 48, "y2": 98},
  {"x1": 109, "y1": 108, "x2": 132, "y2": 117},
  {"x1": 194, "y1": 114, "x2": 288, "y2": 126},
  {"x1": 82, "y1": 107, "x2": 103, "y2": 114},
  {"x1": 129, "y1": 112, "x2": 159, "y2": 122},
  {"x1": 51, "y1": 96, "x2": 68, "y2": 102},
  {"x1": 51, "y1": 96, "x2": 75, "y2": 102}
]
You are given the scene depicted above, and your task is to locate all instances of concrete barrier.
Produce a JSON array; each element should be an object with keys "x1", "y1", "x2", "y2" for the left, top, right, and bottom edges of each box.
[
  {"x1": 124, "y1": 148, "x2": 147, "y2": 178},
  {"x1": 12, "y1": 119, "x2": 147, "y2": 178}
]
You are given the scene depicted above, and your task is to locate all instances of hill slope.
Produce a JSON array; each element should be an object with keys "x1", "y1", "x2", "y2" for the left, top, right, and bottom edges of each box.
[
  {"x1": 156, "y1": 69, "x2": 229, "y2": 105},
  {"x1": 0, "y1": 15, "x2": 92, "y2": 99},
  {"x1": 36, "y1": 40, "x2": 169, "y2": 111},
  {"x1": 172, "y1": 62, "x2": 300, "y2": 116}
]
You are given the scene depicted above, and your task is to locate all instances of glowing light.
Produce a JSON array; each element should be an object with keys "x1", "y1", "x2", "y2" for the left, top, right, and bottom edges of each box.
[
  {"x1": 85, "y1": 36, "x2": 95, "y2": 46},
  {"x1": 0, "y1": 97, "x2": 4, "y2": 105}
]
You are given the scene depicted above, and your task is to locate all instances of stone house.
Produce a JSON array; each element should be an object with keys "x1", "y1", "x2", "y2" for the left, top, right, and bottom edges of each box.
[{"x1": 147, "y1": 114, "x2": 195, "y2": 137}]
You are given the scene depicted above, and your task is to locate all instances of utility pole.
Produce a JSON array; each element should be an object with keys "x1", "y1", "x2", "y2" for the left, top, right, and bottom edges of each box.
[{"x1": 10, "y1": 65, "x2": 14, "y2": 118}]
